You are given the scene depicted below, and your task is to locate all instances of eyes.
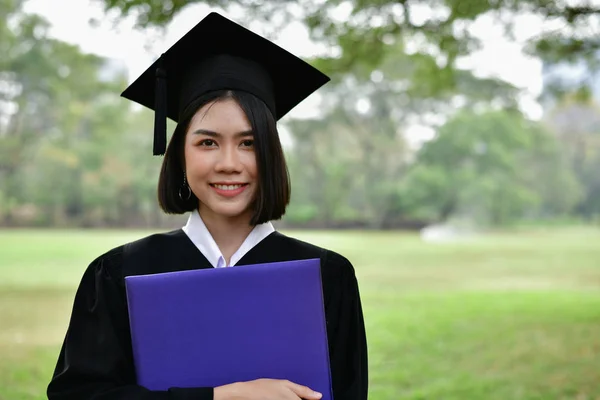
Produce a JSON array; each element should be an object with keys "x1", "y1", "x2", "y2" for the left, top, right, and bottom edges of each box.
[
  {"x1": 197, "y1": 138, "x2": 254, "y2": 149},
  {"x1": 198, "y1": 139, "x2": 216, "y2": 147}
]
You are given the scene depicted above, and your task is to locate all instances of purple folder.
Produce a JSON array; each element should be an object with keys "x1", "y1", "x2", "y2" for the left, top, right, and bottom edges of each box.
[{"x1": 124, "y1": 258, "x2": 333, "y2": 399}]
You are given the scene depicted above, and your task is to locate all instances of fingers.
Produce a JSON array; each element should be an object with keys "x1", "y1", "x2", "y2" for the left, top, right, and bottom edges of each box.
[{"x1": 283, "y1": 380, "x2": 323, "y2": 399}]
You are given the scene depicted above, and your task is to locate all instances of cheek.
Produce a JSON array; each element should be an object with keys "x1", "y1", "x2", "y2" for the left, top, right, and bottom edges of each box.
[
  {"x1": 243, "y1": 153, "x2": 258, "y2": 177},
  {"x1": 184, "y1": 148, "x2": 210, "y2": 178}
]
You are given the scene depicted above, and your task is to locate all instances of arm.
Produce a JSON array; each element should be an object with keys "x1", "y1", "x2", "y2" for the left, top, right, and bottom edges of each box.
[
  {"x1": 325, "y1": 254, "x2": 369, "y2": 400},
  {"x1": 47, "y1": 249, "x2": 213, "y2": 400}
]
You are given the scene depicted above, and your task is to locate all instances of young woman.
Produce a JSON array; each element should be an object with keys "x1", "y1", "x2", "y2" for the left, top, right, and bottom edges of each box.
[{"x1": 47, "y1": 12, "x2": 368, "y2": 400}]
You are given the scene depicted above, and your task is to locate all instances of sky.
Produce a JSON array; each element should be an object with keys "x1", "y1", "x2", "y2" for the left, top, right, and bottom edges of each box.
[{"x1": 22, "y1": 0, "x2": 550, "y2": 145}]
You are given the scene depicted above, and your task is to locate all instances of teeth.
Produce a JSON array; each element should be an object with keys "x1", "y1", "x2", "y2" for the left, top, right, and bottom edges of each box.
[{"x1": 213, "y1": 184, "x2": 243, "y2": 190}]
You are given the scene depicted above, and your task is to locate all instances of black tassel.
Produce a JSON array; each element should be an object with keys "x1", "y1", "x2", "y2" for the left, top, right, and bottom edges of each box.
[{"x1": 153, "y1": 56, "x2": 167, "y2": 156}]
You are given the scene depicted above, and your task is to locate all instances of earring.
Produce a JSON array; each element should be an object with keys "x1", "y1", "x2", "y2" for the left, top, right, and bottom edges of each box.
[{"x1": 179, "y1": 171, "x2": 192, "y2": 201}]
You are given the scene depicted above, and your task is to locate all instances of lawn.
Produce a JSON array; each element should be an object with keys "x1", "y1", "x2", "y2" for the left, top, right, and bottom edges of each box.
[{"x1": 1, "y1": 227, "x2": 599, "y2": 399}]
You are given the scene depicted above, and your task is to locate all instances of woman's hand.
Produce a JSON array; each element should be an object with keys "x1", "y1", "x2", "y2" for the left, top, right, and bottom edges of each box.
[{"x1": 214, "y1": 378, "x2": 323, "y2": 400}]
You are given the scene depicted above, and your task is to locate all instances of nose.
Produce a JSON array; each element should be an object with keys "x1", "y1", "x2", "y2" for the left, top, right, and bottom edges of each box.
[{"x1": 215, "y1": 145, "x2": 242, "y2": 173}]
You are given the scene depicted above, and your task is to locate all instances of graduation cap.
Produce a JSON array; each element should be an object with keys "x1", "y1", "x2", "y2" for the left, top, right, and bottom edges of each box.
[{"x1": 121, "y1": 12, "x2": 330, "y2": 155}]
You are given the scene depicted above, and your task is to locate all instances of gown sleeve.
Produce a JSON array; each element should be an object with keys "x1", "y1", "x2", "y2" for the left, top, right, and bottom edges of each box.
[
  {"x1": 47, "y1": 247, "x2": 213, "y2": 400},
  {"x1": 325, "y1": 252, "x2": 369, "y2": 400}
]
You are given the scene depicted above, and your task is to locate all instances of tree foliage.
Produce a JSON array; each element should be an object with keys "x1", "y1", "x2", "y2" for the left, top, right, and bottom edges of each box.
[
  {"x1": 543, "y1": 96, "x2": 600, "y2": 218},
  {"x1": 399, "y1": 110, "x2": 581, "y2": 225},
  {"x1": 1, "y1": 0, "x2": 599, "y2": 228},
  {"x1": 0, "y1": 0, "x2": 170, "y2": 227},
  {"x1": 94, "y1": 0, "x2": 600, "y2": 96}
]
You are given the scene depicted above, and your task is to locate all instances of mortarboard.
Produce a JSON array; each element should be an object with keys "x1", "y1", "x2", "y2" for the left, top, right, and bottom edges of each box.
[{"x1": 121, "y1": 12, "x2": 330, "y2": 155}]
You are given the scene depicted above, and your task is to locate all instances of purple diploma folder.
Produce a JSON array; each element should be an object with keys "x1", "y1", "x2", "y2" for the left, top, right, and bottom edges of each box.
[{"x1": 124, "y1": 258, "x2": 333, "y2": 399}]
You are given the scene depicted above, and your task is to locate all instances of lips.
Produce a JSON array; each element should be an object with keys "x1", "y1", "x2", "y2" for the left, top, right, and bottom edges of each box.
[
  {"x1": 209, "y1": 183, "x2": 249, "y2": 197},
  {"x1": 210, "y1": 183, "x2": 246, "y2": 191}
]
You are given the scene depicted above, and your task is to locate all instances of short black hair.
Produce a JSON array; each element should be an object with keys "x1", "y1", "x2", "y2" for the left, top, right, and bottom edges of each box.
[{"x1": 157, "y1": 90, "x2": 291, "y2": 225}]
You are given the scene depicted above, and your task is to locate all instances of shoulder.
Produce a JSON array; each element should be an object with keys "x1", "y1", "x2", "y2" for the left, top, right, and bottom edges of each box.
[
  {"x1": 271, "y1": 233, "x2": 361, "y2": 306},
  {"x1": 86, "y1": 229, "x2": 185, "y2": 280},
  {"x1": 270, "y1": 232, "x2": 356, "y2": 277},
  {"x1": 122, "y1": 229, "x2": 186, "y2": 257}
]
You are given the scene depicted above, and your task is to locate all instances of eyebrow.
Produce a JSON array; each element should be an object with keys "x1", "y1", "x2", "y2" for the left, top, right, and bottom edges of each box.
[{"x1": 191, "y1": 129, "x2": 254, "y2": 138}]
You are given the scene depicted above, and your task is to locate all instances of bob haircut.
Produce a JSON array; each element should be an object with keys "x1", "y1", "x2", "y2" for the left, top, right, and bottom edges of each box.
[{"x1": 157, "y1": 89, "x2": 291, "y2": 226}]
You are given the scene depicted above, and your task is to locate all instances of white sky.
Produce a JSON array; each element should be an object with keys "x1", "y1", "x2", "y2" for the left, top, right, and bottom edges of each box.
[{"x1": 23, "y1": 0, "x2": 551, "y2": 145}]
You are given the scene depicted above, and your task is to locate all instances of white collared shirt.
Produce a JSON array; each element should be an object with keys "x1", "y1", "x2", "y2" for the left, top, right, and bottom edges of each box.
[{"x1": 182, "y1": 209, "x2": 275, "y2": 268}]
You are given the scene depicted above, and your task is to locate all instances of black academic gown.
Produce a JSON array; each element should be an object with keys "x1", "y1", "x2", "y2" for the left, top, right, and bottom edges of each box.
[{"x1": 47, "y1": 230, "x2": 368, "y2": 400}]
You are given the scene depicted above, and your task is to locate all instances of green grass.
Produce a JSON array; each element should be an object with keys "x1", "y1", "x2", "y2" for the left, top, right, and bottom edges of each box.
[{"x1": 1, "y1": 227, "x2": 600, "y2": 399}]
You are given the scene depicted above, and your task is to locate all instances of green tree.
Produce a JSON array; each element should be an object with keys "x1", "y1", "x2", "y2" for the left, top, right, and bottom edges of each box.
[
  {"x1": 400, "y1": 110, "x2": 581, "y2": 226},
  {"x1": 282, "y1": 39, "x2": 523, "y2": 228},
  {"x1": 95, "y1": 0, "x2": 600, "y2": 97},
  {"x1": 544, "y1": 95, "x2": 600, "y2": 220},
  {"x1": 283, "y1": 75, "x2": 415, "y2": 229},
  {"x1": 0, "y1": 0, "x2": 127, "y2": 225},
  {"x1": 285, "y1": 107, "x2": 366, "y2": 227}
]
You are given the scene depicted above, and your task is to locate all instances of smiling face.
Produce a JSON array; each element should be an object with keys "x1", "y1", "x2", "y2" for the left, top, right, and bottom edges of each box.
[{"x1": 183, "y1": 97, "x2": 258, "y2": 224}]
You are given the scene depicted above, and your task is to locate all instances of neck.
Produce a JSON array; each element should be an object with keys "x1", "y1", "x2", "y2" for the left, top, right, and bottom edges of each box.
[{"x1": 199, "y1": 209, "x2": 254, "y2": 266}]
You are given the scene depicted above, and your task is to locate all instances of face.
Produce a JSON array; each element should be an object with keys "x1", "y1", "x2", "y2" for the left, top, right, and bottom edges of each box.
[{"x1": 184, "y1": 98, "x2": 258, "y2": 224}]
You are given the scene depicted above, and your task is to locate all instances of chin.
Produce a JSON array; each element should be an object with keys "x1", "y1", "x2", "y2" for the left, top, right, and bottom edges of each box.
[
  {"x1": 209, "y1": 205, "x2": 252, "y2": 220},
  {"x1": 219, "y1": 211, "x2": 249, "y2": 219}
]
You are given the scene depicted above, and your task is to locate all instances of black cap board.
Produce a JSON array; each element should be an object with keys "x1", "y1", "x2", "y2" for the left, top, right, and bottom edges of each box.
[{"x1": 120, "y1": 12, "x2": 330, "y2": 155}]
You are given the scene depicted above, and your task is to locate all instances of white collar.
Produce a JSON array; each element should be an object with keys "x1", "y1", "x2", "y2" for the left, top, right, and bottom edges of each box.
[{"x1": 182, "y1": 209, "x2": 275, "y2": 268}]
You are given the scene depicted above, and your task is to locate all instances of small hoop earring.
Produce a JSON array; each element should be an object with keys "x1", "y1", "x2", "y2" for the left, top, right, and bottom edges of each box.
[{"x1": 179, "y1": 171, "x2": 192, "y2": 201}]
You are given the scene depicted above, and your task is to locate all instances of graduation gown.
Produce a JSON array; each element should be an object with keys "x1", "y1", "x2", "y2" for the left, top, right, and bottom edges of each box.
[{"x1": 47, "y1": 229, "x2": 368, "y2": 400}]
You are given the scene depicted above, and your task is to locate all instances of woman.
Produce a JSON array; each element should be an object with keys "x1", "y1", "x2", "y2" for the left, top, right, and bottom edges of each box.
[{"x1": 47, "y1": 12, "x2": 368, "y2": 400}]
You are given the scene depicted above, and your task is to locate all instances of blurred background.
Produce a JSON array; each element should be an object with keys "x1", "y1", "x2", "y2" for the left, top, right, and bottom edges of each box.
[{"x1": 1, "y1": 0, "x2": 599, "y2": 399}]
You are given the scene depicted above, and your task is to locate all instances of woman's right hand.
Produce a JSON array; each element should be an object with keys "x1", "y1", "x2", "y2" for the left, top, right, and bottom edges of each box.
[{"x1": 213, "y1": 378, "x2": 323, "y2": 400}]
